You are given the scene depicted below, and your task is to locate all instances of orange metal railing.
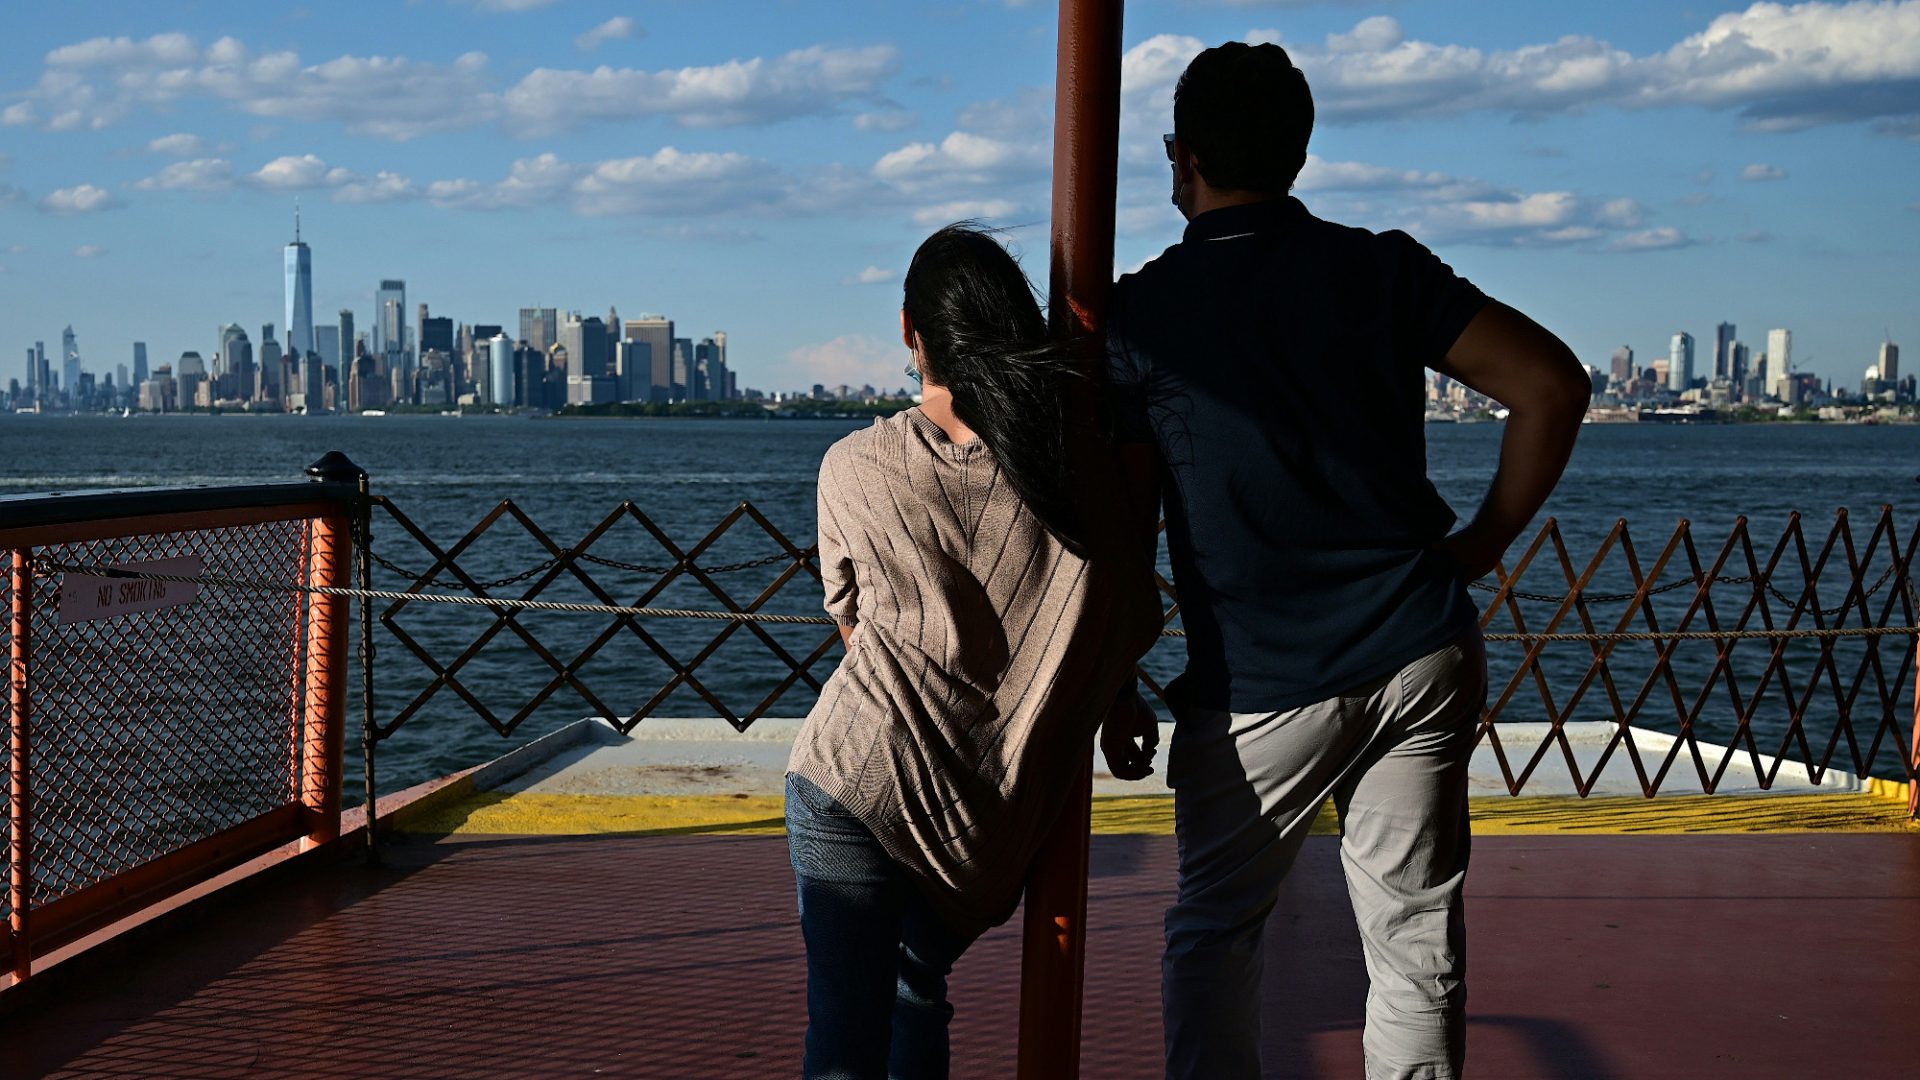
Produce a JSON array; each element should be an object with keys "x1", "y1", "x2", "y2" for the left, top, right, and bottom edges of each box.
[{"x1": 0, "y1": 467, "x2": 359, "y2": 987}]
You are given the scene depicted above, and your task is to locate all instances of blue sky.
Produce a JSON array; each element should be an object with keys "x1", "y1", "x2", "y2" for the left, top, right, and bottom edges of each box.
[{"x1": 2, "y1": 0, "x2": 1916, "y2": 394}]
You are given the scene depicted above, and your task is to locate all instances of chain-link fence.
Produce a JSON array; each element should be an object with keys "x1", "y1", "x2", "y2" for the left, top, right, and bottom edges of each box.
[{"x1": 2, "y1": 481, "x2": 358, "y2": 984}]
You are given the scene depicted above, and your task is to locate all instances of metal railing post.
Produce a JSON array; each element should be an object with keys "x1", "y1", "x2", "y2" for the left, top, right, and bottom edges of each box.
[
  {"x1": 357, "y1": 471, "x2": 379, "y2": 860},
  {"x1": 1017, "y1": 0, "x2": 1125, "y2": 1074},
  {"x1": 1018, "y1": 756, "x2": 1094, "y2": 1079},
  {"x1": 300, "y1": 453, "x2": 364, "y2": 851},
  {"x1": 7, "y1": 547, "x2": 30, "y2": 985}
]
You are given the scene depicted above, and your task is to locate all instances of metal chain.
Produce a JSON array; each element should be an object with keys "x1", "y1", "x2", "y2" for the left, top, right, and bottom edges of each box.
[
  {"x1": 1469, "y1": 561, "x2": 1904, "y2": 617},
  {"x1": 29, "y1": 558, "x2": 1920, "y2": 643}
]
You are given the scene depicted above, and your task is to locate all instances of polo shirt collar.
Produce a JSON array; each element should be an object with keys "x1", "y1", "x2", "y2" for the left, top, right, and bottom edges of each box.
[{"x1": 1182, "y1": 196, "x2": 1308, "y2": 244}]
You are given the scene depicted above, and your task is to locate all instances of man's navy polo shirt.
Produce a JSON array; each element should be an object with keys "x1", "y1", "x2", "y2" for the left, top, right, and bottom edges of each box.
[{"x1": 1109, "y1": 196, "x2": 1488, "y2": 714}]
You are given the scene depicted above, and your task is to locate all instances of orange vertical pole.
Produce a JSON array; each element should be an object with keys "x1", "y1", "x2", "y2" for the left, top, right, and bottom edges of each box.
[
  {"x1": 300, "y1": 515, "x2": 351, "y2": 850},
  {"x1": 8, "y1": 548, "x2": 31, "y2": 985},
  {"x1": 1018, "y1": 756, "x2": 1095, "y2": 1079},
  {"x1": 1017, "y1": 3, "x2": 1125, "y2": 1074}
]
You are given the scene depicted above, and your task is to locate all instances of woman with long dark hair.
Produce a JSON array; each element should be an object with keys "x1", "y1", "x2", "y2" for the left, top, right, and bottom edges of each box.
[{"x1": 785, "y1": 223, "x2": 1161, "y2": 1079}]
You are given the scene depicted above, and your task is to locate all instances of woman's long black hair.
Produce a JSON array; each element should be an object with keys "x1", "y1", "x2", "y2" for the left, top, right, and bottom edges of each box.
[{"x1": 903, "y1": 223, "x2": 1089, "y2": 557}]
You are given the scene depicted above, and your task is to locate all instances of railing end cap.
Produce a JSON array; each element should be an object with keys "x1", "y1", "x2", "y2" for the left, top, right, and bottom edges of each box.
[{"x1": 306, "y1": 451, "x2": 368, "y2": 484}]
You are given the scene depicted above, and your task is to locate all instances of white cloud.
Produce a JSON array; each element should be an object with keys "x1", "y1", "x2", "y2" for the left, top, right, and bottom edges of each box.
[
  {"x1": 504, "y1": 45, "x2": 898, "y2": 131},
  {"x1": 13, "y1": 34, "x2": 500, "y2": 140},
  {"x1": 250, "y1": 154, "x2": 351, "y2": 189},
  {"x1": 333, "y1": 170, "x2": 418, "y2": 203},
  {"x1": 1741, "y1": 162, "x2": 1788, "y2": 181},
  {"x1": 855, "y1": 110, "x2": 917, "y2": 132},
  {"x1": 576, "y1": 16, "x2": 642, "y2": 51},
  {"x1": 911, "y1": 199, "x2": 1023, "y2": 226},
  {"x1": 72, "y1": 244, "x2": 107, "y2": 258},
  {"x1": 40, "y1": 184, "x2": 118, "y2": 213},
  {"x1": 133, "y1": 157, "x2": 234, "y2": 191},
  {"x1": 425, "y1": 148, "x2": 786, "y2": 217},
  {"x1": 1116, "y1": 3, "x2": 1920, "y2": 137},
  {"x1": 1609, "y1": 226, "x2": 1694, "y2": 251},
  {"x1": 145, "y1": 132, "x2": 209, "y2": 156},
  {"x1": 779, "y1": 334, "x2": 901, "y2": 391},
  {"x1": 843, "y1": 265, "x2": 896, "y2": 285}
]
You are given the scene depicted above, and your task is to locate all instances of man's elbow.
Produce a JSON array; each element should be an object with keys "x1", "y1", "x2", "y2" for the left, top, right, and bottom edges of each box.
[{"x1": 1548, "y1": 355, "x2": 1592, "y2": 420}]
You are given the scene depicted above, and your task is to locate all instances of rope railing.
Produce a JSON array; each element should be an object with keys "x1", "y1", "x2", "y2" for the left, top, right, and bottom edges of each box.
[{"x1": 29, "y1": 558, "x2": 1920, "y2": 643}]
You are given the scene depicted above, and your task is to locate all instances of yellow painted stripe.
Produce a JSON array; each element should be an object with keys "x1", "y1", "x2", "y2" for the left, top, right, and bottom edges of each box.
[{"x1": 398, "y1": 790, "x2": 1917, "y2": 838}]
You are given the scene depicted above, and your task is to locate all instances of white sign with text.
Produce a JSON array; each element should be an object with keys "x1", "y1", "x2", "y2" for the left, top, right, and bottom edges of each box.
[{"x1": 57, "y1": 556, "x2": 204, "y2": 625}]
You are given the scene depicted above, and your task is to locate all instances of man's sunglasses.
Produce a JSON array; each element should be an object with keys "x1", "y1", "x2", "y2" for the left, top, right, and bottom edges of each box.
[{"x1": 1163, "y1": 133, "x2": 1177, "y2": 162}]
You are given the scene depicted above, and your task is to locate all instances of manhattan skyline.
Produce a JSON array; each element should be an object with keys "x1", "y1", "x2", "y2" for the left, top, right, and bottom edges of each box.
[{"x1": 2, "y1": 1, "x2": 1917, "y2": 392}]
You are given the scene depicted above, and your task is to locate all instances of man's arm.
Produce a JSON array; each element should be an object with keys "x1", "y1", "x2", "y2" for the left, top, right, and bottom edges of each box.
[{"x1": 1431, "y1": 299, "x2": 1591, "y2": 580}]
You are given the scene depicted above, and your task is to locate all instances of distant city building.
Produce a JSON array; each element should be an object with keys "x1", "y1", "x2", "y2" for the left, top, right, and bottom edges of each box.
[
  {"x1": 1767, "y1": 329, "x2": 1794, "y2": 401},
  {"x1": 61, "y1": 325, "x2": 80, "y2": 397},
  {"x1": 519, "y1": 307, "x2": 558, "y2": 354},
  {"x1": 376, "y1": 279, "x2": 407, "y2": 377},
  {"x1": 1714, "y1": 322, "x2": 1736, "y2": 380},
  {"x1": 625, "y1": 315, "x2": 673, "y2": 403},
  {"x1": 1667, "y1": 331, "x2": 1694, "y2": 393},
  {"x1": 1881, "y1": 340, "x2": 1900, "y2": 386},
  {"x1": 489, "y1": 334, "x2": 513, "y2": 408},
  {"x1": 671, "y1": 337, "x2": 693, "y2": 400},
  {"x1": 1609, "y1": 345, "x2": 1633, "y2": 387},
  {"x1": 132, "y1": 341, "x2": 148, "y2": 386},
  {"x1": 284, "y1": 207, "x2": 314, "y2": 361}
]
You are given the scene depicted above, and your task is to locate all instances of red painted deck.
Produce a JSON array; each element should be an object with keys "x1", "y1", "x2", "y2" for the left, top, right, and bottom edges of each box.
[{"x1": 3, "y1": 832, "x2": 1915, "y2": 1078}]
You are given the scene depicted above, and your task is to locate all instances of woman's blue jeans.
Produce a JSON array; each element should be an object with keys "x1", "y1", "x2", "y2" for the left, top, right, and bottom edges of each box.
[{"x1": 786, "y1": 773, "x2": 977, "y2": 1080}]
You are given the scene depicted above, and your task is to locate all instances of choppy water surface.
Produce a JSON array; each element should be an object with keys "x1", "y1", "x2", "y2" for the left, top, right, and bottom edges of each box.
[{"x1": 4, "y1": 414, "x2": 1916, "y2": 788}]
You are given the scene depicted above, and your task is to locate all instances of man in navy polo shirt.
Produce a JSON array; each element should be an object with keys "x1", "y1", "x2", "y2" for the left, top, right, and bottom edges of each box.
[{"x1": 1104, "y1": 41, "x2": 1591, "y2": 1080}]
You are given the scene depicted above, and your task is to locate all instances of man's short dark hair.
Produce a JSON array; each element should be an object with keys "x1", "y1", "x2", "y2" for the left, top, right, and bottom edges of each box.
[{"x1": 1173, "y1": 42, "x2": 1314, "y2": 194}]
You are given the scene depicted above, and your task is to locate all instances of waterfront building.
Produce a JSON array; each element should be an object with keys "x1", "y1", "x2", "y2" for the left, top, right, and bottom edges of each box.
[
  {"x1": 1714, "y1": 322, "x2": 1736, "y2": 380},
  {"x1": 1768, "y1": 328, "x2": 1793, "y2": 401},
  {"x1": 132, "y1": 341, "x2": 148, "y2": 386},
  {"x1": 1667, "y1": 332, "x2": 1694, "y2": 393},
  {"x1": 338, "y1": 310, "x2": 357, "y2": 378},
  {"x1": 1730, "y1": 341, "x2": 1750, "y2": 399},
  {"x1": 1881, "y1": 340, "x2": 1900, "y2": 386},
  {"x1": 625, "y1": 315, "x2": 673, "y2": 403},
  {"x1": 284, "y1": 210, "x2": 314, "y2": 362}
]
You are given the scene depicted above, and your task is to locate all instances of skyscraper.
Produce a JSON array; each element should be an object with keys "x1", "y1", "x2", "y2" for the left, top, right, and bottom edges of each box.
[
  {"x1": 489, "y1": 334, "x2": 513, "y2": 408},
  {"x1": 1714, "y1": 322, "x2": 1736, "y2": 380},
  {"x1": 1768, "y1": 328, "x2": 1793, "y2": 400},
  {"x1": 376, "y1": 279, "x2": 407, "y2": 376},
  {"x1": 61, "y1": 326, "x2": 80, "y2": 395},
  {"x1": 625, "y1": 315, "x2": 673, "y2": 403},
  {"x1": 132, "y1": 341, "x2": 148, "y2": 386},
  {"x1": 284, "y1": 206, "x2": 314, "y2": 361},
  {"x1": 519, "y1": 307, "x2": 558, "y2": 353},
  {"x1": 1667, "y1": 331, "x2": 1694, "y2": 393},
  {"x1": 1881, "y1": 340, "x2": 1900, "y2": 385},
  {"x1": 1609, "y1": 345, "x2": 1633, "y2": 386},
  {"x1": 338, "y1": 309, "x2": 356, "y2": 370}
]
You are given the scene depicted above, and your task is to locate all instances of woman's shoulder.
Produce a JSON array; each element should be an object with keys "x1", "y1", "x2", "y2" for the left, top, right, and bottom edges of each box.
[{"x1": 820, "y1": 411, "x2": 915, "y2": 479}]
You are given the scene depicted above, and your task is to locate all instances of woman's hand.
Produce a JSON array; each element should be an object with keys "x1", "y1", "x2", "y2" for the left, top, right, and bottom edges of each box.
[{"x1": 1101, "y1": 691, "x2": 1161, "y2": 781}]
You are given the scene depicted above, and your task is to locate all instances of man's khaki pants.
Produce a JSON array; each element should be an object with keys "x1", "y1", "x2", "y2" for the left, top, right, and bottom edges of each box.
[{"x1": 1162, "y1": 628, "x2": 1487, "y2": 1080}]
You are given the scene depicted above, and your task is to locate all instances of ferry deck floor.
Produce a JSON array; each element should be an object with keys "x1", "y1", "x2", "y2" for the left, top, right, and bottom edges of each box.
[{"x1": 3, "y1": 807, "x2": 1914, "y2": 1078}]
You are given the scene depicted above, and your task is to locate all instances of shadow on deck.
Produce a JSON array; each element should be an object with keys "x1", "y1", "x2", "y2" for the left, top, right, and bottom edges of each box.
[{"x1": 3, "y1": 829, "x2": 1916, "y2": 1079}]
